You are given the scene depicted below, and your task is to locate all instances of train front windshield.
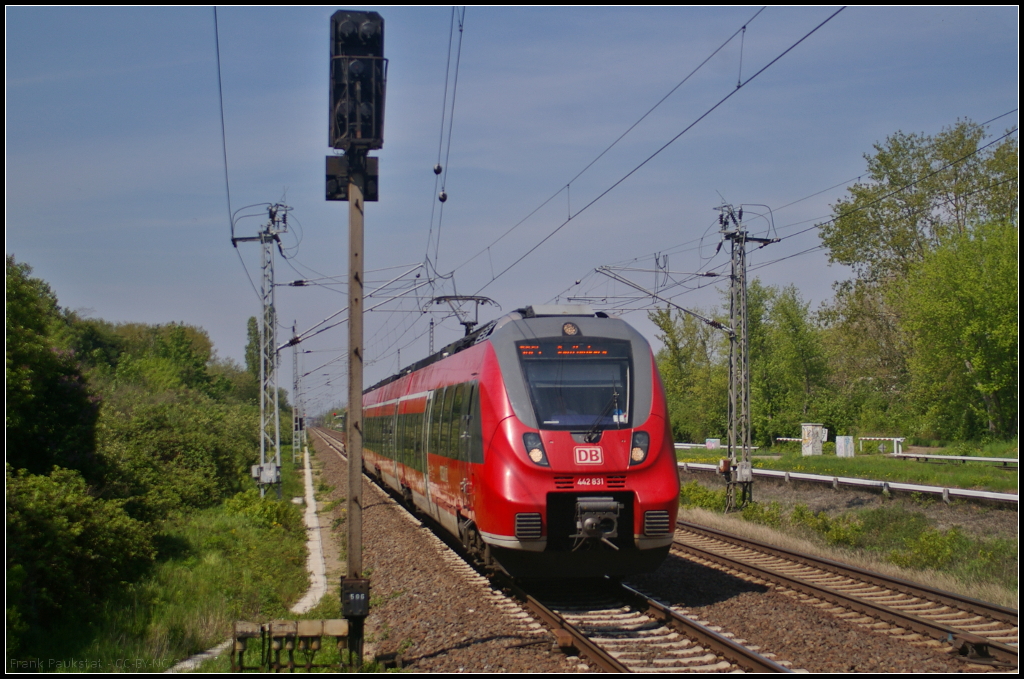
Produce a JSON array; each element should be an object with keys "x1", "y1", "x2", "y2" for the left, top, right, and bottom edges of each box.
[{"x1": 517, "y1": 340, "x2": 632, "y2": 430}]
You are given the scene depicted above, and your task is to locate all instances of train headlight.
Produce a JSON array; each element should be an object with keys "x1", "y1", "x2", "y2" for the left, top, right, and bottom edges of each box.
[
  {"x1": 629, "y1": 431, "x2": 650, "y2": 466},
  {"x1": 522, "y1": 432, "x2": 549, "y2": 467}
]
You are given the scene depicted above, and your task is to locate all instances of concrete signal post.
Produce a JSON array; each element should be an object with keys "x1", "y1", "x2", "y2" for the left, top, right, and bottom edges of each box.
[{"x1": 326, "y1": 9, "x2": 386, "y2": 669}]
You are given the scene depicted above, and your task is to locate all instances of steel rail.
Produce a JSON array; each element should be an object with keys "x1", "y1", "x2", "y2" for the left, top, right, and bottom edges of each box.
[
  {"x1": 313, "y1": 427, "x2": 788, "y2": 672},
  {"x1": 317, "y1": 426, "x2": 630, "y2": 672},
  {"x1": 616, "y1": 582, "x2": 791, "y2": 673},
  {"x1": 505, "y1": 581, "x2": 631, "y2": 673},
  {"x1": 678, "y1": 520, "x2": 1018, "y2": 624},
  {"x1": 673, "y1": 527, "x2": 1017, "y2": 667}
]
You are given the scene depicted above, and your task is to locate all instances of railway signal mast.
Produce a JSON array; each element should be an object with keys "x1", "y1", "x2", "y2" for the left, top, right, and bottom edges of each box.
[
  {"x1": 718, "y1": 204, "x2": 777, "y2": 511},
  {"x1": 326, "y1": 9, "x2": 386, "y2": 669},
  {"x1": 234, "y1": 204, "x2": 290, "y2": 498}
]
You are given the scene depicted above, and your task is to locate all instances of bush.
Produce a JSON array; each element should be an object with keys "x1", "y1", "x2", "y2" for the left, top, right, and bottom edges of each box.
[
  {"x1": 741, "y1": 501, "x2": 784, "y2": 528},
  {"x1": 224, "y1": 489, "x2": 304, "y2": 533},
  {"x1": 96, "y1": 390, "x2": 258, "y2": 521},
  {"x1": 886, "y1": 527, "x2": 972, "y2": 570},
  {"x1": 6, "y1": 257, "x2": 101, "y2": 480},
  {"x1": 788, "y1": 504, "x2": 864, "y2": 547},
  {"x1": 6, "y1": 466, "x2": 156, "y2": 650},
  {"x1": 679, "y1": 481, "x2": 727, "y2": 512}
]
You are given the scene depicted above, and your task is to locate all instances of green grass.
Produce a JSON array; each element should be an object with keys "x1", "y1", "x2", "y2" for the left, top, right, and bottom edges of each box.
[
  {"x1": 21, "y1": 461, "x2": 310, "y2": 673},
  {"x1": 281, "y1": 445, "x2": 307, "y2": 500},
  {"x1": 679, "y1": 481, "x2": 1018, "y2": 592},
  {"x1": 677, "y1": 440, "x2": 1018, "y2": 493}
]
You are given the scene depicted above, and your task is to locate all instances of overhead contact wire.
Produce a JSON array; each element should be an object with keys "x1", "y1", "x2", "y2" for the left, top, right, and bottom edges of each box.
[
  {"x1": 424, "y1": 7, "x2": 458, "y2": 281},
  {"x1": 475, "y1": 7, "x2": 846, "y2": 295},
  {"x1": 451, "y1": 6, "x2": 768, "y2": 276}
]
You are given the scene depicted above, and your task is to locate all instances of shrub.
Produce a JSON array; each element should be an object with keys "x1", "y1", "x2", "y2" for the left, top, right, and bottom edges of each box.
[
  {"x1": 886, "y1": 527, "x2": 971, "y2": 570},
  {"x1": 679, "y1": 481, "x2": 727, "y2": 512},
  {"x1": 223, "y1": 489, "x2": 304, "y2": 533},
  {"x1": 788, "y1": 503, "x2": 863, "y2": 547},
  {"x1": 741, "y1": 501, "x2": 784, "y2": 528},
  {"x1": 6, "y1": 466, "x2": 156, "y2": 649}
]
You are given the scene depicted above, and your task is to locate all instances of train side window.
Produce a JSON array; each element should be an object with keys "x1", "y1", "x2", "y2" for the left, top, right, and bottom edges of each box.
[
  {"x1": 423, "y1": 392, "x2": 435, "y2": 464},
  {"x1": 366, "y1": 415, "x2": 374, "y2": 452},
  {"x1": 402, "y1": 412, "x2": 413, "y2": 469},
  {"x1": 395, "y1": 412, "x2": 405, "y2": 467},
  {"x1": 441, "y1": 386, "x2": 455, "y2": 460}
]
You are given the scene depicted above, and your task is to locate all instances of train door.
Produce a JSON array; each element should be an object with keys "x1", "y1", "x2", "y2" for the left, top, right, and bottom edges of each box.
[
  {"x1": 420, "y1": 391, "x2": 437, "y2": 520},
  {"x1": 427, "y1": 387, "x2": 449, "y2": 522},
  {"x1": 385, "y1": 402, "x2": 399, "y2": 482},
  {"x1": 456, "y1": 382, "x2": 478, "y2": 514},
  {"x1": 444, "y1": 384, "x2": 465, "y2": 515}
]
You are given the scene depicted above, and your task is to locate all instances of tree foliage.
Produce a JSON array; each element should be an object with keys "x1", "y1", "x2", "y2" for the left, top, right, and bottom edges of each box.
[
  {"x1": 896, "y1": 221, "x2": 1017, "y2": 438},
  {"x1": 651, "y1": 282, "x2": 832, "y2": 446},
  {"x1": 748, "y1": 283, "x2": 828, "y2": 445},
  {"x1": 96, "y1": 391, "x2": 259, "y2": 521},
  {"x1": 818, "y1": 119, "x2": 1018, "y2": 440},
  {"x1": 245, "y1": 316, "x2": 260, "y2": 381},
  {"x1": 650, "y1": 307, "x2": 728, "y2": 443},
  {"x1": 820, "y1": 120, "x2": 1017, "y2": 282},
  {"x1": 5, "y1": 258, "x2": 262, "y2": 659},
  {"x1": 5, "y1": 257, "x2": 100, "y2": 478},
  {"x1": 6, "y1": 466, "x2": 155, "y2": 629}
]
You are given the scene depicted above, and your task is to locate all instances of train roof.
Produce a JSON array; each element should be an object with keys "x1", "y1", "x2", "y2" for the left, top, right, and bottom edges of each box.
[{"x1": 364, "y1": 305, "x2": 613, "y2": 394}]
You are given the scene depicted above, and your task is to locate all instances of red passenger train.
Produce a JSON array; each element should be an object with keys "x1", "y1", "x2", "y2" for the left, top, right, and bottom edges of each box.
[{"x1": 362, "y1": 304, "x2": 679, "y2": 578}]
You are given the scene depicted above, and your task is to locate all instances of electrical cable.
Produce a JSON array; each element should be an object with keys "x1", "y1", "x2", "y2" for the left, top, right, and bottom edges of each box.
[
  {"x1": 557, "y1": 110, "x2": 1019, "y2": 303},
  {"x1": 424, "y1": 7, "x2": 467, "y2": 282},
  {"x1": 449, "y1": 7, "x2": 769, "y2": 277},
  {"x1": 471, "y1": 7, "x2": 846, "y2": 296},
  {"x1": 214, "y1": 9, "x2": 263, "y2": 304}
]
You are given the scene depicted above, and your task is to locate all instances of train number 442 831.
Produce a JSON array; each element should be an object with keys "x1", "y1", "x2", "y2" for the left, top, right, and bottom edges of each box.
[{"x1": 576, "y1": 477, "x2": 605, "y2": 487}]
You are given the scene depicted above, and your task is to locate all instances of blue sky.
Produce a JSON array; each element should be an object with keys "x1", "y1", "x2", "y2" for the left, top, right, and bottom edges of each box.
[{"x1": 6, "y1": 6, "x2": 1018, "y2": 414}]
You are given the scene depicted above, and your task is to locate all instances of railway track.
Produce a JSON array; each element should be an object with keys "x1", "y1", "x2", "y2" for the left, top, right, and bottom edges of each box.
[
  {"x1": 311, "y1": 427, "x2": 791, "y2": 672},
  {"x1": 312, "y1": 427, "x2": 1016, "y2": 670},
  {"x1": 673, "y1": 520, "x2": 1018, "y2": 668},
  {"x1": 509, "y1": 578, "x2": 792, "y2": 673}
]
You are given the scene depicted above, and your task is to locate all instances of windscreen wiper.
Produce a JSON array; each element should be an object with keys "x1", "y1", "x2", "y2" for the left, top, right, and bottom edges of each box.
[{"x1": 584, "y1": 388, "x2": 619, "y2": 444}]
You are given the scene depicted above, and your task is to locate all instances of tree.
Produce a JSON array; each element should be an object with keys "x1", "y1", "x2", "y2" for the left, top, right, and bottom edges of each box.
[
  {"x1": 896, "y1": 220, "x2": 1017, "y2": 438},
  {"x1": 650, "y1": 307, "x2": 728, "y2": 443},
  {"x1": 821, "y1": 120, "x2": 1018, "y2": 283},
  {"x1": 5, "y1": 257, "x2": 99, "y2": 478},
  {"x1": 748, "y1": 283, "x2": 829, "y2": 445},
  {"x1": 818, "y1": 120, "x2": 1018, "y2": 439},
  {"x1": 245, "y1": 316, "x2": 260, "y2": 380}
]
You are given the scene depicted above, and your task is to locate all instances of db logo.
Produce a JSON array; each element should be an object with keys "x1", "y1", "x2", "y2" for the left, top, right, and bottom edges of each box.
[{"x1": 574, "y1": 446, "x2": 603, "y2": 465}]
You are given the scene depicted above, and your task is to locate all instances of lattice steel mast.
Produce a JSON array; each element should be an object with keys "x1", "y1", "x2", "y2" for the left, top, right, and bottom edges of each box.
[
  {"x1": 235, "y1": 203, "x2": 289, "y2": 497},
  {"x1": 718, "y1": 204, "x2": 776, "y2": 511}
]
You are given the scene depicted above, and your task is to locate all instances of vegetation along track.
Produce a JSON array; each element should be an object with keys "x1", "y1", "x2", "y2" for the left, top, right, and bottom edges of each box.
[{"x1": 673, "y1": 520, "x2": 1018, "y2": 668}]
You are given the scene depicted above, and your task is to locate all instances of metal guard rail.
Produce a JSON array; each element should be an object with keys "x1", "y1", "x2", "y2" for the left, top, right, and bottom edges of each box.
[{"x1": 677, "y1": 462, "x2": 1018, "y2": 505}]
